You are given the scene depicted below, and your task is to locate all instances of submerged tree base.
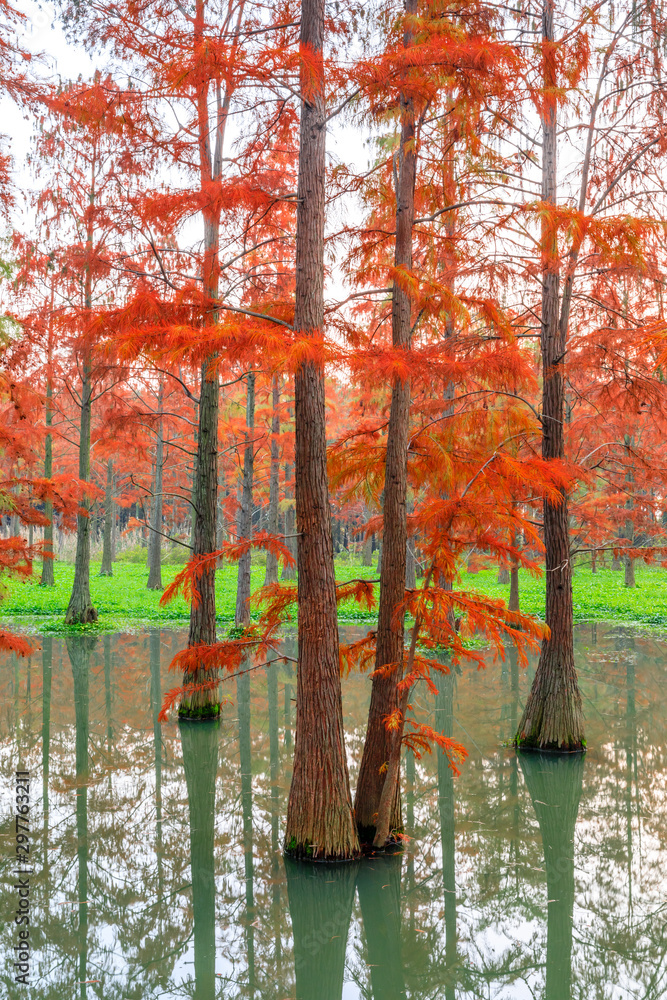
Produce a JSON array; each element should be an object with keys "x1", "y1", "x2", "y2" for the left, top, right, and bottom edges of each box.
[
  {"x1": 357, "y1": 825, "x2": 404, "y2": 854},
  {"x1": 284, "y1": 837, "x2": 360, "y2": 863},
  {"x1": 515, "y1": 734, "x2": 586, "y2": 753},
  {"x1": 64, "y1": 605, "x2": 98, "y2": 625},
  {"x1": 178, "y1": 702, "x2": 221, "y2": 721}
]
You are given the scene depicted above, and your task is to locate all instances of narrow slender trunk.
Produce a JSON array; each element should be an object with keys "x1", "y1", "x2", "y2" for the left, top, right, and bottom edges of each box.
[
  {"x1": 509, "y1": 560, "x2": 520, "y2": 613},
  {"x1": 284, "y1": 0, "x2": 358, "y2": 859},
  {"x1": 509, "y1": 522, "x2": 520, "y2": 613},
  {"x1": 623, "y1": 434, "x2": 635, "y2": 588},
  {"x1": 497, "y1": 566, "x2": 509, "y2": 585},
  {"x1": 111, "y1": 471, "x2": 117, "y2": 561},
  {"x1": 65, "y1": 359, "x2": 97, "y2": 624},
  {"x1": 235, "y1": 372, "x2": 255, "y2": 625},
  {"x1": 99, "y1": 458, "x2": 114, "y2": 577},
  {"x1": 516, "y1": 0, "x2": 584, "y2": 751},
  {"x1": 282, "y1": 462, "x2": 296, "y2": 581},
  {"x1": 190, "y1": 402, "x2": 199, "y2": 552},
  {"x1": 147, "y1": 380, "x2": 165, "y2": 590},
  {"x1": 405, "y1": 500, "x2": 416, "y2": 589},
  {"x1": 362, "y1": 526, "x2": 373, "y2": 566},
  {"x1": 180, "y1": 2, "x2": 227, "y2": 716},
  {"x1": 40, "y1": 370, "x2": 55, "y2": 586},
  {"x1": 354, "y1": 0, "x2": 418, "y2": 845},
  {"x1": 264, "y1": 377, "x2": 281, "y2": 586}
]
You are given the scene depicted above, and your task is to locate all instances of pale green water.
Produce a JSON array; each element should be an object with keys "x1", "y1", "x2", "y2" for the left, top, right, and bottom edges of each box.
[{"x1": 0, "y1": 624, "x2": 662, "y2": 998}]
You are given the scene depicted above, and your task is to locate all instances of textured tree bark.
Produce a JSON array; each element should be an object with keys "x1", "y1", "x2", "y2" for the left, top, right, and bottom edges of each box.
[
  {"x1": 497, "y1": 566, "x2": 509, "y2": 585},
  {"x1": 65, "y1": 359, "x2": 98, "y2": 624},
  {"x1": 285, "y1": 858, "x2": 358, "y2": 999},
  {"x1": 147, "y1": 380, "x2": 165, "y2": 590},
  {"x1": 264, "y1": 377, "x2": 281, "y2": 586},
  {"x1": 180, "y1": 356, "x2": 220, "y2": 719},
  {"x1": 236, "y1": 372, "x2": 255, "y2": 625},
  {"x1": 354, "y1": 0, "x2": 418, "y2": 845},
  {"x1": 181, "y1": 718, "x2": 219, "y2": 1000},
  {"x1": 39, "y1": 369, "x2": 55, "y2": 587},
  {"x1": 520, "y1": 753, "x2": 584, "y2": 1000},
  {"x1": 99, "y1": 458, "x2": 114, "y2": 577},
  {"x1": 516, "y1": 0, "x2": 584, "y2": 751},
  {"x1": 283, "y1": 0, "x2": 358, "y2": 860}
]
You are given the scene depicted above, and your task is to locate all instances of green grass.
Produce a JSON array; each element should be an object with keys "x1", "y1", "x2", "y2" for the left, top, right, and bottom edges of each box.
[
  {"x1": 0, "y1": 557, "x2": 381, "y2": 633},
  {"x1": 470, "y1": 564, "x2": 667, "y2": 629},
  {"x1": 3, "y1": 555, "x2": 666, "y2": 633}
]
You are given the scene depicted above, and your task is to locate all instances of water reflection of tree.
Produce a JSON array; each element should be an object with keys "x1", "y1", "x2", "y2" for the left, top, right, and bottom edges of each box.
[
  {"x1": 7, "y1": 626, "x2": 667, "y2": 997},
  {"x1": 520, "y1": 753, "x2": 584, "y2": 1000},
  {"x1": 238, "y1": 663, "x2": 256, "y2": 996},
  {"x1": 66, "y1": 634, "x2": 96, "y2": 1000},
  {"x1": 180, "y1": 717, "x2": 219, "y2": 1000},
  {"x1": 357, "y1": 853, "x2": 406, "y2": 1000},
  {"x1": 285, "y1": 859, "x2": 357, "y2": 1000}
]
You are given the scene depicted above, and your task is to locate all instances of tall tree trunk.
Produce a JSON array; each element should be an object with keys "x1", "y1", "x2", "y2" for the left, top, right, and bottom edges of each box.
[
  {"x1": 236, "y1": 372, "x2": 256, "y2": 626},
  {"x1": 623, "y1": 434, "x2": 635, "y2": 588},
  {"x1": 99, "y1": 458, "x2": 114, "y2": 577},
  {"x1": 40, "y1": 369, "x2": 55, "y2": 586},
  {"x1": 190, "y1": 400, "x2": 199, "y2": 553},
  {"x1": 65, "y1": 360, "x2": 97, "y2": 624},
  {"x1": 147, "y1": 380, "x2": 165, "y2": 590},
  {"x1": 283, "y1": 0, "x2": 358, "y2": 860},
  {"x1": 180, "y1": 356, "x2": 220, "y2": 719},
  {"x1": 362, "y1": 523, "x2": 373, "y2": 566},
  {"x1": 264, "y1": 377, "x2": 281, "y2": 586},
  {"x1": 509, "y1": 522, "x2": 520, "y2": 613},
  {"x1": 179, "y1": 11, "x2": 226, "y2": 716},
  {"x1": 516, "y1": 0, "x2": 584, "y2": 751},
  {"x1": 354, "y1": 0, "x2": 418, "y2": 845},
  {"x1": 282, "y1": 461, "x2": 297, "y2": 581}
]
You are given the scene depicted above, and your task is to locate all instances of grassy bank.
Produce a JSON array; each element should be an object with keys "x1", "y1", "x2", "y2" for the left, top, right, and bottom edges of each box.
[
  {"x1": 0, "y1": 558, "x2": 380, "y2": 632},
  {"x1": 2, "y1": 557, "x2": 667, "y2": 633}
]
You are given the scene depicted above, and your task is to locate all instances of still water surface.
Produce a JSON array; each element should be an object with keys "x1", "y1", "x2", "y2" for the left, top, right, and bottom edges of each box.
[{"x1": 0, "y1": 624, "x2": 662, "y2": 999}]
